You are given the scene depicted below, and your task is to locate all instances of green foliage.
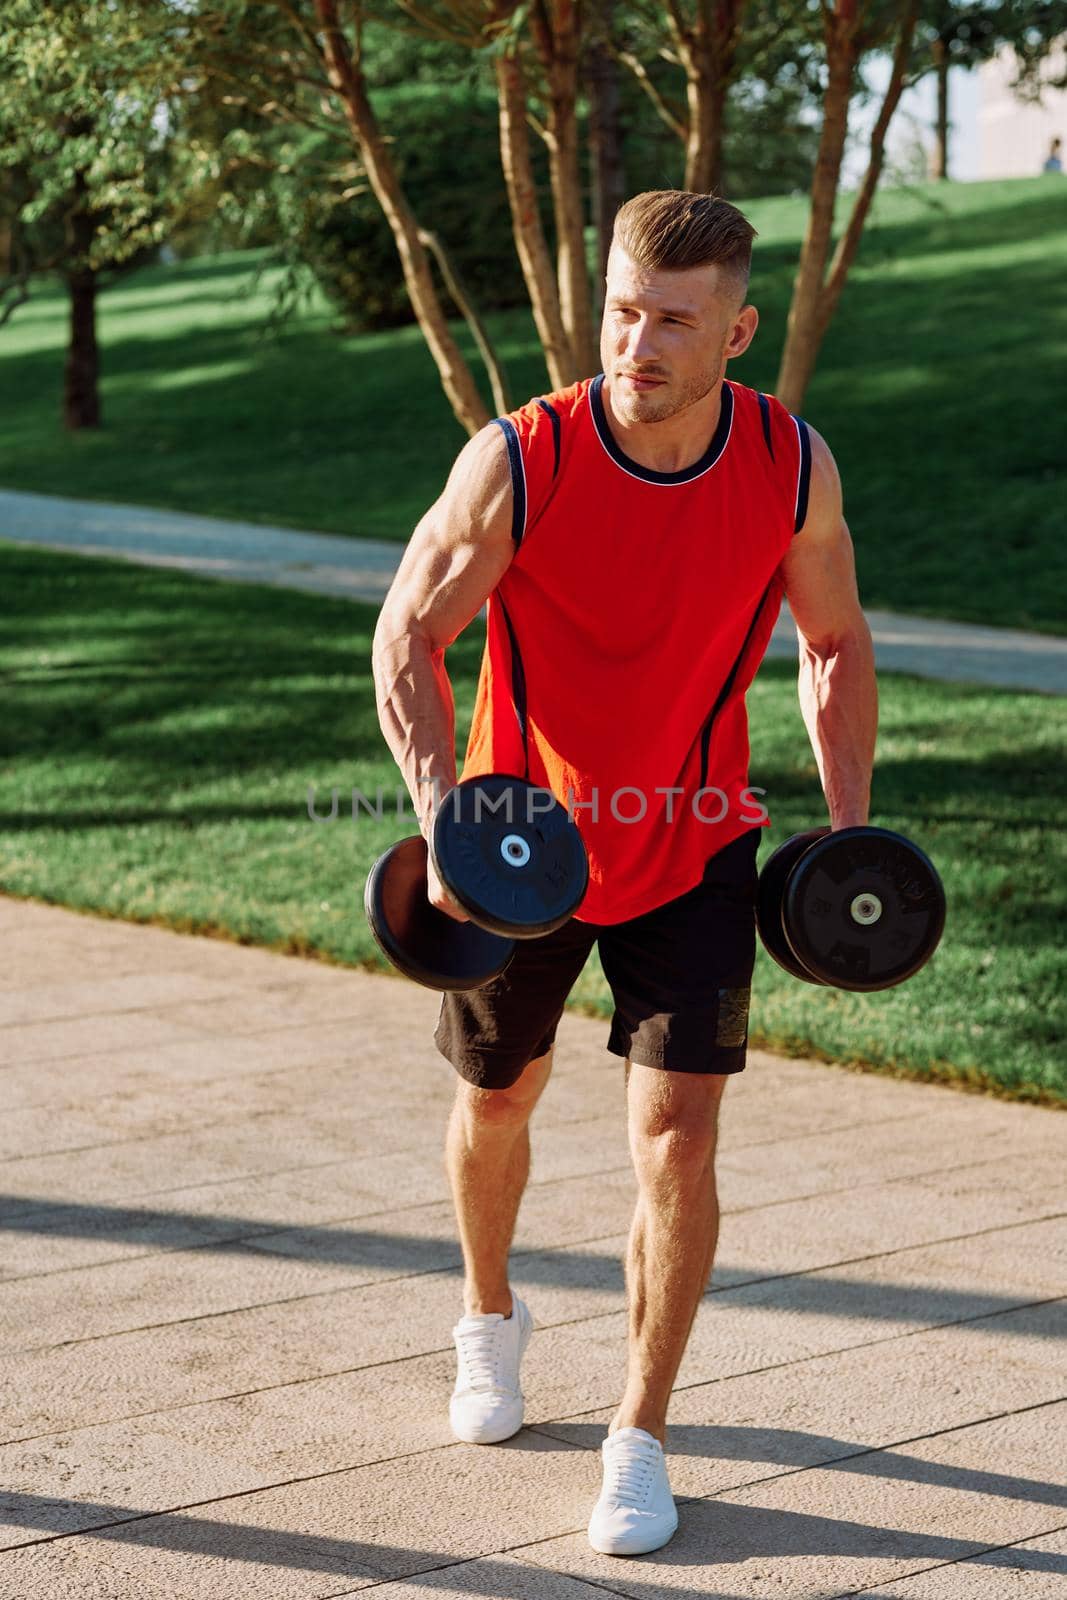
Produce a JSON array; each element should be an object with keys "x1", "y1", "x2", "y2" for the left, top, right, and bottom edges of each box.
[
  {"x1": 612, "y1": 0, "x2": 823, "y2": 198},
  {"x1": 0, "y1": 0, "x2": 190, "y2": 295},
  {"x1": 916, "y1": 0, "x2": 1067, "y2": 75},
  {"x1": 3, "y1": 178, "x2": 1065, "y2": 632},
  {"x1": 292, "y1": 84, "x2": 535, "y2": 332}
]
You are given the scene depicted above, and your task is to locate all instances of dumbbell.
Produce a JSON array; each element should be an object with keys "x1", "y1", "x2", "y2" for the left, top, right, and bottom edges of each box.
[
  {"x1": 756, "y1": 825, "x2": 945, "y2": 991},
  {"x1": 364, "y1": 774, "x2": 589, "y2": 991}
]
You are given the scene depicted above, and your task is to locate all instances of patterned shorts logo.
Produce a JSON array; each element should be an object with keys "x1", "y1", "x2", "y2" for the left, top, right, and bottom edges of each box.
[{"x1": 716, "y1": 986, "x2": 750, "y2": 1049}]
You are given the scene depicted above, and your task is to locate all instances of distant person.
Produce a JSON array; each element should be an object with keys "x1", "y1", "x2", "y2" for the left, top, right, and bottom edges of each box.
[{"x1": 1043, "y1": 137, "x2": 1063, "y2": 174}]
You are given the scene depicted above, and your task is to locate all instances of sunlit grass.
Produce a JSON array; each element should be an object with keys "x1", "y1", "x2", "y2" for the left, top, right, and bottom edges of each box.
[
  {"x1": 3, "y1": 541, "x2": 1063, "y2": 1103},
  {"x1": 1, "y1": 176, "x2": 1065, "y2": 631}
]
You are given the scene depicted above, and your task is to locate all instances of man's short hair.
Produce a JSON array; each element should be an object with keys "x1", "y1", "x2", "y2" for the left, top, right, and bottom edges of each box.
[{"x1": 612, "y1": 190, "x2": 756, "y2": 301}]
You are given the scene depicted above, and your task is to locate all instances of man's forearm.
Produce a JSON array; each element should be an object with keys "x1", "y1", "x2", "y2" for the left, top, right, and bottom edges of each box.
[
  {"x1": 797, "y1": 621, "x2": 878, "y2": 830},
  {"x1": 372, "y1": 626, "x2": 458, "y2": 837}
]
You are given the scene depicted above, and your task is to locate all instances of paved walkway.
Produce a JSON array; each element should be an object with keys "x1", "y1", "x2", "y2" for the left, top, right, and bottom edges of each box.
[
  {"x1": 0, "y1": 895, "x2": 1063, "y2": 1598},
  {"x1": 4, "y1": 488, "x2": 1066, "y2": 694}
]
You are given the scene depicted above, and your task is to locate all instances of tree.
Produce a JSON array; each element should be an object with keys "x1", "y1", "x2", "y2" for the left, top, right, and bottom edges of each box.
[
  {"x1": 182, "y1": 0, "x2": 499, "y2": 433},
  {"x1": 610, "y1": 1, "x2": 822, "y2": 197},
  {"x1": 586, "y1": 0, "x2": 626, "y2": 306},
  {"x1": 775, "y1": 0, "x2": 921, "y2": 412},
  {"x1": 476, "y1": 4, "x2": 579, "y2": 388},
  {"x1": 0, "y1": 0, "x2": 189, "y2": 427}
]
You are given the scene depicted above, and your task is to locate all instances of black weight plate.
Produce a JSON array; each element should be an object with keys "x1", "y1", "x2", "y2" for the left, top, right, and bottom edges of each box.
[
  {"x1": 364, "y1": 834, "x2": 515, "y2": 992},
  {"x1": 784, "y1": 826, "x2": 946, "y2": 992},
  {"x1": 756, "y1": 828, "x2": 832, "y2": 985},
  {"x1": 432, "y1": 775, "x2": 589, "y2": 938}
]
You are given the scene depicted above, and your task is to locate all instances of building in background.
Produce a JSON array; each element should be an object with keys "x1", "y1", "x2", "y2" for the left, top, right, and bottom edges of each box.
[{"x1": 978, "y1": 41, "x2": 1067, "y2": 179}]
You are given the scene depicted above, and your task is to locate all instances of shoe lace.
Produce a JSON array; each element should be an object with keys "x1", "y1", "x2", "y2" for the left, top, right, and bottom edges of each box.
[
  {"x1": 456, "y1": 1321, "x2": 504, "y2": 1391},
  {"x1": 604, "y1": 1439, "x2": 657, "y2": 1506}
]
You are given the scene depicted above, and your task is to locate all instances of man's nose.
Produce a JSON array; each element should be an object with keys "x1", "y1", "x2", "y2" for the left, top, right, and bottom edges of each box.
[{"x1": 625, "y1": 315, "x2": 659, "y2": 363}]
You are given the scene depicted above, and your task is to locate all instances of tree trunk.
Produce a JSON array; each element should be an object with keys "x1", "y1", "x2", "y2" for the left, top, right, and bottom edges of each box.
[
  {"x1": 494, "y1": 49, "x2": 576, "y2": 390},
  {"x1": 313, "y1": 0, "x2": 489, "y2": 436},
  {"x1": 820, "y1": 2, "x2": 919, "y2": 337},
  {"x1": 930, "y1": 37, "x2": 949, "y2": 180},
  {"x1": 417, "y1": 228, "x2": 512, "y2": 416},
  {"x1": 683, "y1": 62, "x2": 721, "y2": 192},
  {"x1": 64, "y1": 265, "x2": 100, "y2": 430},
  {"x1": 542, "y1": 4, "x2": 598, "y2": 378},
  {"x1": 774, "y1": 1, "x2": 860, "y2": 415},
  {"x1": 64, "y1": 167, "x2": 100, "y2": 430},
  {"x1": 676, "y1": 0, "x2": 744, "y2": 193},
  {"x1": 586, "y1": 12, "x2": 624, "y2": 312}
]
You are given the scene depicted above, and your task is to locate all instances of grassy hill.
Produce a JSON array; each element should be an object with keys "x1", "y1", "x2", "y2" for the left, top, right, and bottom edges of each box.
[
  {"x1": 2, "y1": 176, "x2": 1065, "y2": 633},
  {"x1": 2, "y1": 540, "x2": 1063, "y2": 1103}
]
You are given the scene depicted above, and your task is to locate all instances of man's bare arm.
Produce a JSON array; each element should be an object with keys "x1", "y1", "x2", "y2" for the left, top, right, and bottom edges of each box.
[
  {"x1": 780, "y1": 429, "x2": 877, "y2": 830},
  {"x1": 372, "y1": 423, "x2": 514, "y2": 843}
]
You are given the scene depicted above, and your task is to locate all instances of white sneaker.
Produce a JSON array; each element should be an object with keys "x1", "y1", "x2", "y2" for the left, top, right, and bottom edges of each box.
[
  {"x1": 449, "y1": 1293, "x2": 534, "y2": 1444},
  {"x1": 587, "y1": 1426, "x2": 679, "y2": 1556}
]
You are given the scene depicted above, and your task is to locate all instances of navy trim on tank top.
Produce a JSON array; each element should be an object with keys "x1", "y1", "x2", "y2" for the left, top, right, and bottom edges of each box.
[
  {"x1": 496, "y1": 593, "x2": 529, "y2": 778},
  {"x1": 757, "y1": 392, "x2": 775, "y2": 461},
  {"x1": 535, "y1": 398, "x2": 562, "y2": 478},
  {"x1": 793, "y1": 416, "x2": 812, "y2": 534},
  {"x1": 493, "y1": 416, "x2": 527, "y2": 547},
  {"x1": 589, "y1": 373, "x2": 734, "y2": 486},
  {"x1": 697, "y1": 578, "x2": 776, "y2": 791}
]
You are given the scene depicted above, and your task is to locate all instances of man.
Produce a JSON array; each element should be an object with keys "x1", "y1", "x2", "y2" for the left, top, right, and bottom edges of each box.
[{"x1": 372, "y1": 190, "x2": 877, "y2": 1557}]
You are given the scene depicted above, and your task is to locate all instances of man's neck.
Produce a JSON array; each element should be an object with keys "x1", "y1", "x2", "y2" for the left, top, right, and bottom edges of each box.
[{"x1": 601, "y1": 377, "x2": 725, "y2": 475}]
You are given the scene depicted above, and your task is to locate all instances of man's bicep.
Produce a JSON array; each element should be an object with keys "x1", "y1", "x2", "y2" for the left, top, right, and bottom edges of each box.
[
  {"x1": 377, "y1": 426, "x2": 515, "y2": 651},
  {"x1": 781, "y1": 430, "x2": 865, "y2": 653}
]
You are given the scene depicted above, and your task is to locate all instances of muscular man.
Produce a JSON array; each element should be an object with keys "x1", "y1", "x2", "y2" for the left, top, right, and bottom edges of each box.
[{"x1": 372, "y1": 189, "x2": 877, "y2": 1557}]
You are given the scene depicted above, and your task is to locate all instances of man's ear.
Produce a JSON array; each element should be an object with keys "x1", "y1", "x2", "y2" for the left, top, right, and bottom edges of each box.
[{"x1": 726, "y1": 303, "x2": 759, "y2": 360}]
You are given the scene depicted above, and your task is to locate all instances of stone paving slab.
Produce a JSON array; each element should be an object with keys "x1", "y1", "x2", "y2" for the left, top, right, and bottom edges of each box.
[
  {"x1": 4, "y1": 1130, "x2": 1061, "y2": 1355},
  {"x1": 0, "y1": 893, "x2": 1063, "y2": 1597},
  {"x1": 0, "y1": 1210, "x2": 1060, "y2": 1448},
  {"x1": 0, "y1": 1272, "x2": 1061, "y2": 1543},
  {"x1": 860, "y1": 1524, "x2": 1067, "y2": 1597},
  {"x1": 517, "y1": 1405, "x2": 1067, "y2": 1597},
  {"x1": 4, "y1": 489, "x2": 1067, "y2": 692}
]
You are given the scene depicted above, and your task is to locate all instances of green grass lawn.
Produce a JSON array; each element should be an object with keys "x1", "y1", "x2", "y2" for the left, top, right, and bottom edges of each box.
[
  {"x1": 1, "y1": 177, "x2": 1066, "y2": 633},
  {"x1": 3, "y1": 542, "x2": 1063, "y2": 1104}
]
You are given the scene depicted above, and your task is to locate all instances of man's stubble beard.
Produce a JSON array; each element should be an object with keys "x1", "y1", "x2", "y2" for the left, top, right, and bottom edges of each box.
[{"x1": 610, "y1": 346, "x2": 727, "y2": 427}]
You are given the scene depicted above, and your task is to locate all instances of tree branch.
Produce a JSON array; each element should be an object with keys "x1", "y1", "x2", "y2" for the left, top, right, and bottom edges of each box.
[
  {"x1": 611, "y1": 44, "x2": 687, "y2": 140},
  {"x1": 819, "y1": 0, "x2": 919, "y2": 330},
  {"x1": 418, "y1": 226, "x2": 511, "y2": 415}
]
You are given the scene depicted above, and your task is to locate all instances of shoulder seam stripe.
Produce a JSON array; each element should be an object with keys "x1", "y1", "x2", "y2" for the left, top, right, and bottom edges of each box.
[
  {"x1": 757, "y1": 392, "x2": 775, "y2": 461},
  {"x1": 493, "y1": 417, "x2": 527, "y2": 547},
  {"x1": 792, "y1": 416, "x2": 812, "y2": 534},
  {"x1": 535, "y1": 398, "x2": 562, "y2": 479}
]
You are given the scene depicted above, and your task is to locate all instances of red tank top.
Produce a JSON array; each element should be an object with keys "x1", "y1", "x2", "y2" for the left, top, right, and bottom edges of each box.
[{"x1": 461, "y1": 374, "x2": 811, "y2": 924}]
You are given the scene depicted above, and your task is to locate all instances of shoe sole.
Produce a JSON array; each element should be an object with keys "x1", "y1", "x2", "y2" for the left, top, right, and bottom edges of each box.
[{"x1": 587, "y1": 1512, "x2": 679, "y2": 1557}]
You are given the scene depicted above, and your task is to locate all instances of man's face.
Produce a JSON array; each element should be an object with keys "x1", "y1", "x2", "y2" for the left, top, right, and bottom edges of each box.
[{"x1": 600, "y1": 242, "x2": 753, "y2": 425}]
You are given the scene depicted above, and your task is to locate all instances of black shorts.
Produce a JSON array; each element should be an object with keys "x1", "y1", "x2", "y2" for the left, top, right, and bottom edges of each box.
[{"x1": 435, "y1": 827, "x2": 760, "y2": 1090}]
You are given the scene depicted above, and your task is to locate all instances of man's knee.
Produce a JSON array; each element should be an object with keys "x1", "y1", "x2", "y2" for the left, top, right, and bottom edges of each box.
[
  {"x1": 626, "y1": 1063, "x2": 728, "y2": 1166},
  {"x1": 455, "y1": 1048, "x2": 554, "y2": 1126}
]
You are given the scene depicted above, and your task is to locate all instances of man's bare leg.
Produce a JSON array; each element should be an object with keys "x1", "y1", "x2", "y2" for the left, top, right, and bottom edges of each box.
[
  {"x1": 608, "y1": 1059, "x2": 729, "y2": 1445},
  {"x1": 444, "y1": 1050, "x2": 554, "y2": 1317}
]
